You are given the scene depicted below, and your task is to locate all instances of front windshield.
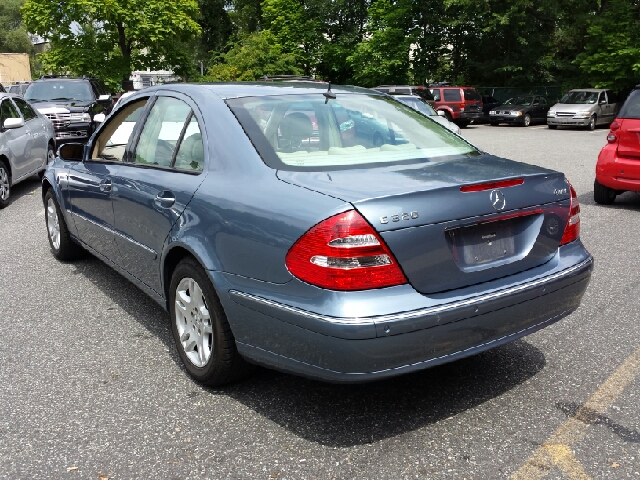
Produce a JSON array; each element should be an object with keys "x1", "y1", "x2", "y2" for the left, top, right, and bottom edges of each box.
[
  {"x1": 504, "y1": 96, "x2": 533, "y2": 106},
  {"x1": 227, "y1": 93, "x2": 477, "y2": 170},
  {"x1": 560, "y1": 91, "x2": 599, "y2": 104},
  {"x1": 24, "y1": 81, "x2": 93, "y2": 103}
]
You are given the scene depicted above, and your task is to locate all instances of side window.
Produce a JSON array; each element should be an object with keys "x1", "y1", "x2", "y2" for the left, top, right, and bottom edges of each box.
[
  {"x1": 92, "y1": 99, "x2": 147, "y2": 161},
  {"x1": 533, "y1": 97, "x2": 540, "y2": 105},
  {"x1": 174, "y1": 116, "x2": 204, "y2": 172},
  {"x1": 134, "y1": 97, "x2": 191, "y2": 167},
  {"x1": 13, "y1": 98, "x2": 37, "y2": 121},
  {"x1": 430, "y1": 89, "x2": 441, "y2": 101},
  {"x1": 0, "y1": 99, "x2": 20, "y2": 127},
  {"x1": 443, "y1": 89, "x2": 461, "y2": 102},
  {"x1": 89, "y1": 81, "x2": 101, "y2": 99},
  {"x1": 540, "y1": 97, "x2": 547, "y2": 105}
]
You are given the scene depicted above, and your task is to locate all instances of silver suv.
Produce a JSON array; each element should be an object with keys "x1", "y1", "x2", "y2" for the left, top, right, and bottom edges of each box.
[{"x1": 547, "y1": 89, "x2": 622, "y2": 130}]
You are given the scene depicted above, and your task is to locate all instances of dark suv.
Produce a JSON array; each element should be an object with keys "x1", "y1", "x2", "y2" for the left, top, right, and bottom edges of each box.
[
  {"x1": 24, "y1": 76, "x2": 114, "y2": 144},
  {"x1": 429, "y1": 86, "x2": 483, "y2": 127}
]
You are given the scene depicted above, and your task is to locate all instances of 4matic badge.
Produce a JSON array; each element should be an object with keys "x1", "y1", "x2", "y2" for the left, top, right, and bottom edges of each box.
[{"x1": 380, "y1": 211, "x2": 419, "y2": 224}]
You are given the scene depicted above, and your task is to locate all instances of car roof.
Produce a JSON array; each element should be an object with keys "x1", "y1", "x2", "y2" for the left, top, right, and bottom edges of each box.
[{"x1": 131, "y1": 82, "x2": 381, "y2": 100}]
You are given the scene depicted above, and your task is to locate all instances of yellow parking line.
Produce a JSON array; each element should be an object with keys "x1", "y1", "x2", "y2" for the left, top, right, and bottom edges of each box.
[{"x1": 511, "y1": 346, "x2": 640, "y2": 479}]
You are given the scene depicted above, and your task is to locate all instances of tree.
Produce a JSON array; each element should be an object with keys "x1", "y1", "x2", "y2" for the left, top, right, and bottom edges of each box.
[
  {"x1": 0, "y1": 0, "x2": 32, "y2": 54},
  {"x1": 576, "y1": 0, "x2": 640, "y2": 92},
  {"x1": 206, "y1": 30, "x2": 300, "y2": 80},
  {"x1": 22, "y1": 0, "x2": 201, "y2": 88}
]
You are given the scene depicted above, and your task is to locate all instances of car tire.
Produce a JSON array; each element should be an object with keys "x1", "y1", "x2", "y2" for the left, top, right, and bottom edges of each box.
[
  {"x1": 44, "y1": 188, "x2": 82, "y2": 260},
  {"x1": 457, "y1": 120, "x2": 470, "y2": 128},
  {"x1": 39, "y1": 143, "x2": 55, "y2": 179},
  {"x1": 587, "y1": 115, "x2": 596, "y2": 131},
  {"x1": 169, "y1": 257, "x2": 255, "y2": 386},
  {"x1": 593, "y1": 179, "x2": 617, "y2": 205},
  {"x1": 443, "y1": 111, "x2": 453, "y2": 122},
  {"x1": 522, "y1": 114, "x2": 531, "y2": 127},
  {"x1": 548, "y1": 125, "x2": 557, "y2": 130},
  {"x1": 0, "y1": 160, "x2": 10, "y2": 209},
  {"x1": 372, "y1": 132, "x2": 384, "y2": 147}
]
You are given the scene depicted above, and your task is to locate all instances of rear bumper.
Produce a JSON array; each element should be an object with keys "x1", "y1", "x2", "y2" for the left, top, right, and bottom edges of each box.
[
  {"x1": 460, "y1": 112, "x2": 484, "y2": 120},
  {"x1": 547, "y1": 117, "x2": 590, "y2": 126},
  {"x1": 596, "y1": 144, "x2": 640, "y2": 191},
  {"x1": 216, "y1": 242, "x2": 593, "y2": 383}
]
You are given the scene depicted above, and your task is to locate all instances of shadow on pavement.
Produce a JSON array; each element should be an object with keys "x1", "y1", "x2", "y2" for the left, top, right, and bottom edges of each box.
[
  {"x1": 72, "y1": 253, "x2": 547, "y2": 448},
  {"x1": 579, "y1": 190, "x2": 640, "y2": 209},
  {"x1": 4, "y1": 175, "x2": 42, "y2": 208}
]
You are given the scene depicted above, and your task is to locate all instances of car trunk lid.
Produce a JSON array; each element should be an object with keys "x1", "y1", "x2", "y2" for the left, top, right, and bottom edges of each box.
[
  {"x1": 278, "y1": 155, "x2": 572, "y2": 293},
  {"x1": 617, "y1": 118, "x2": 640, "y2": 160}
]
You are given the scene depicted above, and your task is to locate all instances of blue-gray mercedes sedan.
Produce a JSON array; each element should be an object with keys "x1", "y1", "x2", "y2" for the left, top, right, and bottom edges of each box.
[{"x1": 41, "y1": 83, "x2": 593, "y2": 385}]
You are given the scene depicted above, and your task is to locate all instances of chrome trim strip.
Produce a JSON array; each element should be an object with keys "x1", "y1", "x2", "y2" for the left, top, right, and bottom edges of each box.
[
  {"x1": 230, "y1": 257, "x2": 592, "y2": 325},
  {"x1": 71, "y1": 211, "x2": 157, "y2": 256}
]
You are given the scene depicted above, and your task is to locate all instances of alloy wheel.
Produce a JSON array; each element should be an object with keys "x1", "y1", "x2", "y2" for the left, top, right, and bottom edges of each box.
[
  {"x1": 46, "y1": 198, "x2": 61, "y2": 250},
  {"x1": 0, "y1": 167, "x2": 9, "y2": 201},
  {"x1": 174, "y1": 277, "x2": 213, "y2": 367}
]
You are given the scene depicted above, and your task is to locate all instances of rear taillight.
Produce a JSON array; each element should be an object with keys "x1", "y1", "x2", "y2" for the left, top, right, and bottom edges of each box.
[
  {"x1": 460, "y1": 103, "x2": 465, "y2": 112},
  {"x1": 607, "y1": 133, "x2": 617, "y2": 144},
  {"x1": 560, "y1": 179, "x2": 580, "y2": 245},
  {"x1": 285, "y1": 210, "x2": 408, "y2": 291}
]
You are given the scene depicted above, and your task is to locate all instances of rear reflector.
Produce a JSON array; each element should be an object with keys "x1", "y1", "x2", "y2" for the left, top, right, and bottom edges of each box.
[
  {"x1": 560, "y1": 179, "x2": 580, "y2": 245},
  {"x1": 460, "y1": 178, "x2": 524, "y2": 192},
  {"x1": 285, "y1": 210, "x2": 407, "y2": 291}
]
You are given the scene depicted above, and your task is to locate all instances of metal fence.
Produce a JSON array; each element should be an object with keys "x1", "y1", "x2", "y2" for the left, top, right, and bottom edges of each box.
[{"x1": 477, "y1": 86, "x2": 563, "y2": 104}]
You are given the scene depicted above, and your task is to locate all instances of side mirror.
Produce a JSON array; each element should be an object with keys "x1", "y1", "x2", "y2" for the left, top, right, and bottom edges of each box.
[
  {"x1": 599, "y1": 99, "x2": 607, "y2": 105},
  {"x1": 437, "y1": 110, "x2": 446, "y2": 117},
  {"x1": 98, "y1": 94, "x2": 112, "y2": 103},
  {"x1": 93, "y1": 113, "x2": 106, "y2": 123},
  {"x1": 4, "y1": 118, "x2": 25, "y2": 129},
  {"x1": 57, "y1": 143, "x2": 85, "y2": 162}
]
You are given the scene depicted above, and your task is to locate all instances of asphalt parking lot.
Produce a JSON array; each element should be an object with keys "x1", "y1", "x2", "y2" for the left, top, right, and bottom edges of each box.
[{"x1": 1, "y1": 123, "x2": 639, "y2": 480}]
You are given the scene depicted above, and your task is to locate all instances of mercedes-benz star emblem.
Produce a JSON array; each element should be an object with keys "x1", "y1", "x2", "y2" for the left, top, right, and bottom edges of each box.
[{"x1": 489, "y1": 189, "x2": 506, "y2": 211}]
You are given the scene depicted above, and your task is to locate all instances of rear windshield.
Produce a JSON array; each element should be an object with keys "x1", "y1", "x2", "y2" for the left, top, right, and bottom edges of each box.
[
  {"x1": 24, "y1": 81, "x2": 93, "y2": 103},
  {"x1": 560, "y1": 91, "x2": 599, "y2": 104},
  {"x1": 618, "y1": 90, "x2": 640, "y2": 119},
  {"x1": 463, "y1": 89, "x2": 481, "y2": 101},
  {"x1": 227, "y1": 93, "x2": 478, "y2": 171}
]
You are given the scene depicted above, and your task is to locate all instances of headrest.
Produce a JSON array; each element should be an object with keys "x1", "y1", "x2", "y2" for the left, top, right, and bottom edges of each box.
[{"x1": 279, "y1": 112, "x2": 313, "y2": 142}]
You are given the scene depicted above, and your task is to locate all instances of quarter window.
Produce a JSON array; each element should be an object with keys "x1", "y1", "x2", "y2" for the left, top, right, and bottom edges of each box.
[
  {"x1": 134, "y1": 97, "x2": 192, "y2": 167},
  {"x1": 92, "y1": 99, "x2": 148, "y2": 161},
  {"x1": 174, "y1": 116, "x2": 204, "y2": 172}
]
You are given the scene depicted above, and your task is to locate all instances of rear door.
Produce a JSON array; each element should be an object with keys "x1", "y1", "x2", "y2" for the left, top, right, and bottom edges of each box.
[
  {"x1": 111, "y1": 92, "x2": 207, "y2": 294},
  {"x1": 13, "y1": 97, "x2": 46, "y2": 172}
]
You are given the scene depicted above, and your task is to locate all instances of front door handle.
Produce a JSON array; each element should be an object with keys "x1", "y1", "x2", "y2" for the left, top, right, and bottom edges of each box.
[
  {"x1": 154, "y1": 191, "x2": 176, "y2": 208},
  {"x1": 99, "y1": 178, "x2": 112, "y2": 192}
]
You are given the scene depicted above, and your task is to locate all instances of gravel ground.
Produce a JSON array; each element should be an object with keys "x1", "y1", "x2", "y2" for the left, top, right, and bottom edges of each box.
[{"x1": 1, "y1": 123, "x2": 638, "y2": 479}]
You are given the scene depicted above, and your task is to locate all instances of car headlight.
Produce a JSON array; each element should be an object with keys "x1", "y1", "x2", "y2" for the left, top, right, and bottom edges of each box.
[
  {"x1": 548, "y1": 111, "x2": 556, "y2": 117},
  {"x1": 81, "y1": 113, "x2": 91, "y2": 122},
  {"x1": 489, "y1": 110, "x2": 496, "y2": 115},
  {"x1": 574, "y1": 111, "x2": 592, "y2": 118},
  {"x1": 510, "y1": 111, "x2": 522, "y2": 116}
]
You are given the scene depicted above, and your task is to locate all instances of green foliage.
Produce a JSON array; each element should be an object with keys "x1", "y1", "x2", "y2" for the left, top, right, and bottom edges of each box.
[
  {"x1": 206, "y1": 31, "x2": 300, "y2": 80},
  {"x1": 0, "y1": 0, "x2": 32, "y2": 53},
  {"x1": 576, "y1": 0, "x2": 640, "y2": 92},
  {"x1": 22, "y1": 0, "x2": 201, "y2": 88}
]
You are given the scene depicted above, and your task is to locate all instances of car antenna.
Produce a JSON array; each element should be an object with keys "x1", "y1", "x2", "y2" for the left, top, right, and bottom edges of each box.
[{"x1": 323, "y1": 82, "x2": 336, "y2": 102}]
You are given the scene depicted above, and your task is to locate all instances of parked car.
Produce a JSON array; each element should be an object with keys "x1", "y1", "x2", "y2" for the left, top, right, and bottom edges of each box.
[
  {"x1": 429, "y1": 86, "x2": 483, "y2": 127},
  {"x1": 482, "y1": 95, "x2": 502, "y2": 122},
  {"x1": 24, "y1": 76, "x2": 114, "y2": 145},
  {"x1": 594, "y1": 85, "x2": 640, "y2": 204},
  {"x1": 8, "y1": 82, "x2": 30, "y2": 96},
  {"x1": 489, "y1": 95, "x2": 551, "y2": 127},
  {"x1": 547, "y1": 89, "x2": 622, "y2": 130},
  {"x1": 392, "y1": 94, "x2": 461, "y2": 134},
  {"x1": 42, "y1": 83, "x2": 592, "y2": 386},
  {"x1": 374, "y1": 85, "x2": 435, "y2": 105},
  {"x1": 0, "y1": 92, "x2": 56, "y2": 208}
]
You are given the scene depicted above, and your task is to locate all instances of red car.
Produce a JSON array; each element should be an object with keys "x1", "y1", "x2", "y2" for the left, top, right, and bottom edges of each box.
[
  {"x1": 595, "y1": 85, "x2": 640, "y2": 204},
  {"x1": 429, "y1": 86, "x2": 483, "y2": 127}
]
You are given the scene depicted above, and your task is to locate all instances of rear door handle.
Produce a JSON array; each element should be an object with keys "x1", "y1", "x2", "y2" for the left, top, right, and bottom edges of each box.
[
  {"x1": 99, "y1": 178, "x2": 112, "y2": 192},
  {"x1": 154, "y1": 191, "x2": 176, "y2": 208}
]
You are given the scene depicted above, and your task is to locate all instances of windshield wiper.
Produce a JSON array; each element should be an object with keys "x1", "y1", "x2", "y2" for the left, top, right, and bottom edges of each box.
[{"x1": 50, "y1": 97, "x2": 75, "y2": 101}]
